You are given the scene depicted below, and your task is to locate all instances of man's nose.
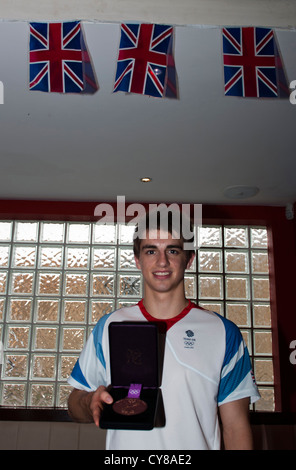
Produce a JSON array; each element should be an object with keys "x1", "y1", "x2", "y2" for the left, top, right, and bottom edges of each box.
[{"x1": 157, "y1": 251, "x2": 169, "y2": 266}]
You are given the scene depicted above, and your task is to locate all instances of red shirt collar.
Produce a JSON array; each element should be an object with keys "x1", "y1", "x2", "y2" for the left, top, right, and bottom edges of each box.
[{"x1": 137, "y1": 299, "x2": 196, "y2": 330}]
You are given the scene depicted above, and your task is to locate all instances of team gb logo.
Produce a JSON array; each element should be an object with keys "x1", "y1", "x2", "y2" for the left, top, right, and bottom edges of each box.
[{"x1": 183, "y1": 330, "x2": 196, "y2": 349}]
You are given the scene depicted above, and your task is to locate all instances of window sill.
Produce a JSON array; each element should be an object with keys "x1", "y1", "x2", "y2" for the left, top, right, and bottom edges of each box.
[{"x1": 0, "y1": 407, "x2": 72, "y2": 422}]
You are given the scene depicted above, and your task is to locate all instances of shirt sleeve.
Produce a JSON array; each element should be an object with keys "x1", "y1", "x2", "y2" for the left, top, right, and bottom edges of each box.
[
  {"x1": 217, "y1": 316, "x2": 261, "y2": 406},
  {"x1": 67, "y1": 313, "x2": 110, "y2": 391}
]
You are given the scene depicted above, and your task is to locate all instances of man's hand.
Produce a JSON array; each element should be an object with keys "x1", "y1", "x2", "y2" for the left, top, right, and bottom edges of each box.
[
  {"x1": 68, "y1": 386, "x2": 113, "y2": 427},
  {"x1": 89, "y1": 385, "x2": 113, "y2": 427}
]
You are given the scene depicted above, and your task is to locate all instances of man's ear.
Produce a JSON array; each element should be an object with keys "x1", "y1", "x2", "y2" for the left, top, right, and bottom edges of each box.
[
  {"x1": 134, "y1": 255, "x2": 141, "y2": 270},
  {"x1": 186, "y1": 251, "x2": 195, "y2": 270}
]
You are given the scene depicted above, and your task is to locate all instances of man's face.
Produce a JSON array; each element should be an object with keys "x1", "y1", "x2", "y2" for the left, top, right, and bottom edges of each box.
[{"x1": 134, "y1": 229, "x2": 195, "y2": 295}]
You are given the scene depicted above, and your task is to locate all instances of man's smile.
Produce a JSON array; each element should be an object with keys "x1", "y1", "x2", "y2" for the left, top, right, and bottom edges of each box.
[{"x1": 153, "y1": 271, "x2": 171, "y2": 278}]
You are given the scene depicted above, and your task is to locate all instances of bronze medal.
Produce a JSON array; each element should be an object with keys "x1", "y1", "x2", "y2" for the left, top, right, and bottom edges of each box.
[{"x1": 112, "y1": 397, "x2": 148, "y2": 416}]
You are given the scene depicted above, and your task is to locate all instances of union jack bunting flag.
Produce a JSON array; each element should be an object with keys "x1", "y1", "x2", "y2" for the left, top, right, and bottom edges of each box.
[
  {"x1": 222, "y1": 27, "x2": 289, "y2": 98},
  {"x1": 113, "y1": 23, "x2": 178, "y2": 98},
  {"x1": 29, "y1": 21, "x2": 98, "y2": 93}
]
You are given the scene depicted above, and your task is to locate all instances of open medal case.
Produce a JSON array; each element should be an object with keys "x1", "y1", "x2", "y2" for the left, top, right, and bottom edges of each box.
[{"x1": 100, "y1": 321, "x2": 165, "y2": 430}]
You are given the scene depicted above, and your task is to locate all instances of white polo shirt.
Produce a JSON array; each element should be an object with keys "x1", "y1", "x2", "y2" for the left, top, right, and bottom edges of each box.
[{"x1": 68, "y1": 301, "x2": 260, "y2": 450}]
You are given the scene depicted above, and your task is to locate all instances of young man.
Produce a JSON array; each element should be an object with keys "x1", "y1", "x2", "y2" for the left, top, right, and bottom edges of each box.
[{"x1": 67, "y1": 211, "x2": 260, "y2": 450}]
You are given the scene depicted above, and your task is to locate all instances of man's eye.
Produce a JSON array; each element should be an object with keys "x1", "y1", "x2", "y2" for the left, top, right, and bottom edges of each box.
[{"x1": 168, "y1": 249, "x2": 179, "y2": 255}]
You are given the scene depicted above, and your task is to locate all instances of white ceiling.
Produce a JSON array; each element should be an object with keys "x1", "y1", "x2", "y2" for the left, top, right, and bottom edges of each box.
[{"x1": 0, "y1": 20, "x2": 296, "y2": 206}]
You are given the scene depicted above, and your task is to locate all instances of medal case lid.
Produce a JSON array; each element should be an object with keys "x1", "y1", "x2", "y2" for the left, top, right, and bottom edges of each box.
[{"x1": 108, "y1": 321, "x2": 160, "y2": 389}]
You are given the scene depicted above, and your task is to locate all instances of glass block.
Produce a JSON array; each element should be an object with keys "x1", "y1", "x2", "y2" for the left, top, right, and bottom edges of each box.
[
  {"x1": 90, "y1": 300, "x2": 114, "y2": 324},
  {"x1": 93, "y1": 224, "x2": 116, "y2": 244},
  {"x1": 198, "y1": 250, "x2": 222, "y2": 272},
  {"x1": 119, "y1": 224, "x2": 136, "y2": 244},
  {"x1": 253, "y1": 303, "x2": 271, "y2": 327},
  {"x1": 38, "y1": 272, "x2": 60, "y2": 295},
  {"x1": 0, "y1": 272, "x2": 6, "y2": 294},
  {"x1": 0, "y1": 221, "x2": 12, "y2": 241},
  {"x1": 198, "y1": 226, "x2": 222, "y2": 247},
  {"x1": 61, "y1": 327, "x2": 85, "y2": 351},
  {"x1": 15, "y1": 222, "x2": 38, "y2": 242},
  {"x1": 40, "y1": 246, "x2": 63, "y2": 268},
  {"x1": 36, "y1": 299, "x2": 59, "y2": 322},
  {"x1": 226, "y1": 303, "x2": 250, "y2": 327},
  {"x1": 0, "y1": 246, "x2": 9, "y2": 267},
  {"x1": 7, "y1": 326, "x2": 30, "y2": 349},
  {"x1": 224, "y1": 227, "x2": 248, "y2": 248},
  {"x1": 63, "y1": 300, "x2": 86, "y2": 323},
  {"x1": 34, "y1": 327, "x2": 58, "y2": 350},
  {"x1": 116, "y1": 300, "x2": 139, "y2": 309},
  {"x1": 13, "y1": 246, "x2": 36, "y2": 267},
  {"x1": 225, "y1": 251, "x2": 249, "y2": 273},
  {"x1": 252, "y1": 277, "x2": 270, "y2": 300},
  {"x1": 0, "y1": 298, "x2": 4, "y2": 321},
  {"x1": 66, "y1": 247, "x2": 89, "y2": 269},
  {"x1": 118, "y1": 274, "x2": 142, "y2": 297},
  {"x1": 199, "y1": 275, "x2": 223, "y2": 299},
  {"x1": 92, "y1": 274, "x2": 114, "y2": 296},
  {"x1": 93, "y1": 248, "x2": 116, "y2": 270},
  {"x1": 4, "y1": 354, "x2": 28, "y2": 378},
  {"x1": 255, "y1": 387, "x2": 274, "y2": 411},
  {"x1": 9, "y1": 298, "x2": 32, "y2": 322},
  {"x1": 251, "y1": 251, "x2": 269, "y2": 274},
  {"x1": 254, "y1": 358, "x2": 274, "y2": 384},
  {"x1": 198, "y1": 302, "x2": 224, "y2": 316},
  {"x1": 184, "y1": 274, "x2": 196, "y2": 298},
  {"x1": 254, "y1": 330, "x2": 273, "y2": 355},
  {"x1": 67, "y1": 223, "x2": 90, "y2": 243},
  {"x1": 58, "y1": 384, "x2": 73, "y2": 408},
  {"x1": 1, "y1": 382, "x2": 26, "y2": 406},
  {"x1": 59, "y1": 355, "x2": 78, "y2": 380},
  {"x1": 41, "y1": 222, "x2": 64, "y2": 243},
  {"x1": 118, "y1": 248, "x2": 136, "y2": 270},
  {"x1": 30, "y1": 383, "x2": 54, "y2": 406},
  {"x1": 11, "y1": 272, "x2": 33, "y2": 294},
  {"x1": 65, "y1": 273, "x2": 88, "y2": 296},
  {"x1": 31, "y1": 355, "x2": 56, "y2": 379},
  {"x1": 251, "y1": 228, "x2": 268, "y2": 248},
  {"x1": 226, "y1": 276, "x2": 249, "y2": 300}
]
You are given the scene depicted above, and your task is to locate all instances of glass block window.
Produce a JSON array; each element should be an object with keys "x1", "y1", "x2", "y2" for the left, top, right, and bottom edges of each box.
[
  {"x1": 197, "y1": 225, "x2": 274, "y2": 411},
  {"x1": 0, "y1": 221, "x2": 274, "y2": 411}
]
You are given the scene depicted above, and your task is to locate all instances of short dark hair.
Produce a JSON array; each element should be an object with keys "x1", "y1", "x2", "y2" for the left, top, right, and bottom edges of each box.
[{"x1": 133, "y1": 208, "x2": 195, "y2": 262}]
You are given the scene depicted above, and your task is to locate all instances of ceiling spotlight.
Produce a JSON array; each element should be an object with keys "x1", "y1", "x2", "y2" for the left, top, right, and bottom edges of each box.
[
  {"x1": 223, "y1": 185, "x2": 259, "y2": 199},
  {"x1": 140, "y1": 177, "x2": 152, "y2": 183}
]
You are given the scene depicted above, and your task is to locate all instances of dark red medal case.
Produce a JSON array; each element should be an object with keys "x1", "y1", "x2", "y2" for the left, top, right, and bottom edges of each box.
[{"x1": 100, "y1": 321, "x2": 165, "y2": 430}]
